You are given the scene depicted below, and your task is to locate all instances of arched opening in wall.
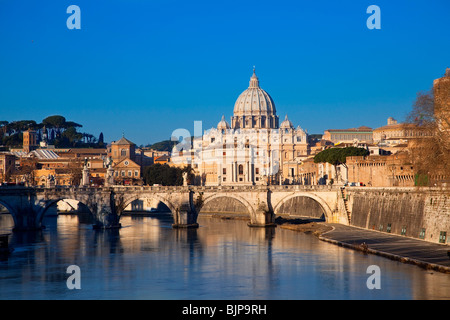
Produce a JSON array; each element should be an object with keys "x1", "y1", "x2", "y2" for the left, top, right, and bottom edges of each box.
[
  {"x1": 0, "y1": 201, "x2": 14, "y2": 234},
  {"x1": 276, "y1": 196, "x2": 326, "y2": 222},
  {"x1": 199, "y1": 196, "x2": 250, "y2": 219},
  {"x1": 121, "y1": 198, "x2": 174, "y2": 225},
  {"x1": 41, "y1": 199, "x2": 95, "y2": 230}
]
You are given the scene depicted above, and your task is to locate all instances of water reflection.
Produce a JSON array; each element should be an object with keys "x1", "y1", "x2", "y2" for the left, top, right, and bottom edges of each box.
[{"x1": 0, "y1": 213, "x2": 449, "y2": 300}]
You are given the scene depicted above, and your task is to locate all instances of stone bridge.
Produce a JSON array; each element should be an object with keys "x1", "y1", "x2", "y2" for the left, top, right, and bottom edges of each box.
[{"x1": 0, "y1": 185, "x2": 348, "y2": 231}]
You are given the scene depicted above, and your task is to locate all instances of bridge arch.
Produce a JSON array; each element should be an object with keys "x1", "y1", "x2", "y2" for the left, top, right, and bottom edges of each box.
[
  {"x1": 0, "y1": 199, "x2": 18, "y2": 230},
  {"x1": 36, "y1": 198, "x2": 94, "y2": 224},
  {"x1": 272, "y1": 193, "x2": 333, "y2": 222},
  {"x1": 198, "y1": 193, "x2": 255, "y2": 217},
  {"x1": 121, "y1": 194, "x2": 178, "y2": 217}
]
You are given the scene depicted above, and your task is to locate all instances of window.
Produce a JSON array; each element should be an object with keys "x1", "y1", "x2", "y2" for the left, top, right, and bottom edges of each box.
[
  {"x1": 134, "y1": 170, "x2": 139, "y2": 177},
  {"x1": 121, "y1": 149, "x2": 127, "y2": 156},
  {"x1": 238, "y1": 165, "x2": 244, "y2": 175},
  {"x1": 439, "y1": 231, "x2": 447, "y2": 244},
  {"x1": 419, "y1": 228, "x2": 426, "y2": 239},
  {"x1": 401, "y1": 226, "x2": 407, "y2": 236},
  {"x1": 211, "y1": 138, "x2": 215, "y2": 143},
  {"x1": 223, "y1": 168, "x2": 226, "y2": 175},
  {"x1": 128, "y1": 170, "x2": 132, "y2": 177},
  {"x1": 255, "y1": 168, "x2": 259, "y2": 175},
  {"x1": 121, "y1": 171, "x2": 125, "y2": 177}
]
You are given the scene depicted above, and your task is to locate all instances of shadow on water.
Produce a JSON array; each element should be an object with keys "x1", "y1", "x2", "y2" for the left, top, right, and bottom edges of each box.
[{"x1": 275, "y1": 216, "x2": 325, "y2": 225}]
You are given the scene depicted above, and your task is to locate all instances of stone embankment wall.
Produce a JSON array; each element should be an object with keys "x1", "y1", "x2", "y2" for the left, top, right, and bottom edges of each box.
[{"x1": 347, "y1": 187, "x2": 449, "y2": 244}]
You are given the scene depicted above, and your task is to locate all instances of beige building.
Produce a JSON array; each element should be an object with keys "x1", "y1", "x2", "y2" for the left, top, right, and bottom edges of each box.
[
  {"x1": 322, "y1": 126, "x2": 373, "y2": 144},
  {"x1": 374, "y1": 117, "x2": 418, "y2": 145},
  {"x1": 0, "y1": 153, "x2": 16, "y2": 183},
  {"x1": 171, "y1": 69, "x2": 310, "y2": 185},
  {"x1": 107, "y1": 136, "x2": 143, "y2": 185},
  {"x1": 346, "y1": 152, "x2": 415, "y2": 187},
  {"x1": 22, "y1": 129, "x2": 38, "y2": 153}
]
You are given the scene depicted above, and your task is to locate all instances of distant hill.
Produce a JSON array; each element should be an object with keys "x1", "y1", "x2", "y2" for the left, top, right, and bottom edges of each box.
[{"x1": 147, "y1": 140, "x2": 177, "y2": 151}]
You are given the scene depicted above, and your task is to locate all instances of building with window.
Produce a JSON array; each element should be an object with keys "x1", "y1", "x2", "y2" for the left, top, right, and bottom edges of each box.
[
  {"x1": 0, "y1": 153, "x2": 16, "y2": 183},
  {"x1": 322, "y1": 126, "x2": 373, "y2": 144},
  {"x1": 108, "y1": 136, "x2": 143, "y2": 185},
  {"x1": 171, "y1": 69, "x2": 310, "y2": 185}
]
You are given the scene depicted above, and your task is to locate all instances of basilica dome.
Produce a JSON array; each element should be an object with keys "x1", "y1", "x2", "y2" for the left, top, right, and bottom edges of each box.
[
  {"x1": 231, "y1": 69, "x2": 279, "y2": 129},
  {"x1": 233, "y1": 69, "x2": 276, "y2": 116}
]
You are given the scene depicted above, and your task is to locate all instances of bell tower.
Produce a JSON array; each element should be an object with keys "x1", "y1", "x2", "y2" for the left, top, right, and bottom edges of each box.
[{"x1": 23, "y1": 128, "x2": 38, "y2": 153}]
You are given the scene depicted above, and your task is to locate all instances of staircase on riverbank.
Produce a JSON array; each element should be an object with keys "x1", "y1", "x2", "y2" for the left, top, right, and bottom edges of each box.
[{"x1": 340, "y1": 187, "x2": 351, "y2": 224}]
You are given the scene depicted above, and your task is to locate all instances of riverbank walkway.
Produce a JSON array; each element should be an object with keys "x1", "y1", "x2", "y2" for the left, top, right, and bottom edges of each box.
[{"x1": 319, "y1": 224, "x2": 450, "y2": 273}]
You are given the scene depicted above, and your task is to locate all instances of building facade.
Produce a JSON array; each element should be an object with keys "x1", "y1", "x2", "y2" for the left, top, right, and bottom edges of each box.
[
  {"x1": 322, "y1": 126, "x2": 373, "y2": 144},
  {"x1": 108, "y1": 136, "x2": 143, "y2": 185},
  {"x1": 0, "y1": 153, "x2": 16, "y2": 183},
  {"x1": 171, "y1": 69, "x2": 310, "y2": 185}
]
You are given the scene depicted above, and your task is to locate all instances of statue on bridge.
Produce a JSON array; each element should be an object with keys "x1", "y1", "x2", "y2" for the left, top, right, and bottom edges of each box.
[{"x1": 183, "y1": 172, "x2": 188, "y2": 186}]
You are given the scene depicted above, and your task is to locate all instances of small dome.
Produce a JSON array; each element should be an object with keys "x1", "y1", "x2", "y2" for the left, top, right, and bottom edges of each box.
[
  {"x1": 280, "y1": 115, "x2": 294, "y2": 129},
  {"x1": 217, "y1": 115, "x2": 230, "y2": 130}
]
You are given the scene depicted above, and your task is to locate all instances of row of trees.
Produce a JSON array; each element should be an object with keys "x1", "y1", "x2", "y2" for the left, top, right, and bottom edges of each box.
[
  {"x1": 142, "y1": 164, "x2": 195, "y2": 186},
  {"x1": 0, "y1": 115, "x2": 105, "y2": 148}
]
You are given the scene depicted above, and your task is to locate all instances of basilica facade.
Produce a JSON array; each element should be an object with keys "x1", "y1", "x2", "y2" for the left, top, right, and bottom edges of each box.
[{"x1": 172, "y1": 69, "x2": 310, "y2": 185}]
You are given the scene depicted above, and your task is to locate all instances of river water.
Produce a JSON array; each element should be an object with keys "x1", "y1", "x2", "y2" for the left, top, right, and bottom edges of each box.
[{"x1": 0, "y1": 213, "x2": 449, "y2": 300}]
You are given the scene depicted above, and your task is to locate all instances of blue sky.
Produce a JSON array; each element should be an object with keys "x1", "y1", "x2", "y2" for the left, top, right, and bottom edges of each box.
[{"x1": 0, "y1": 0, "x2": 449, "y2": 146}]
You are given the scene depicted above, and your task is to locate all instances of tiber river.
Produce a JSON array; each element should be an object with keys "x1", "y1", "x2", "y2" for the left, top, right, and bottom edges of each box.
[{"x1": 0, "y1": 211, "x2": 449, "y2": 300}]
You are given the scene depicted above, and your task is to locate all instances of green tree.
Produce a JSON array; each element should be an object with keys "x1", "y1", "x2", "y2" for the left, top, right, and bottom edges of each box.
[
  {"x1": 143, "y1": 163, "x2": 187, "y2": 186},
  {"x1": 314, "y1": 147, "x2": 369, "y2": 181},
  {"x1": 42, "y1": 115, "x2": 66, "y2": 130},
  {"x1": 98, "y1": 132, "x2": 105, "y2": 147}
]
